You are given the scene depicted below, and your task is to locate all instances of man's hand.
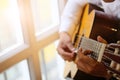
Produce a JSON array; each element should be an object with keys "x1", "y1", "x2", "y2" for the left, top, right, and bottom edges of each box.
[
  {"x1": 75, "y1": 48, "x2": 108, "y2": 78},
  {"x1": 74, "y1": 36, "x2": 109, "y2": 78},
  {"x1": 57, "y1": 32, "x2": 75, "y2": 61}
]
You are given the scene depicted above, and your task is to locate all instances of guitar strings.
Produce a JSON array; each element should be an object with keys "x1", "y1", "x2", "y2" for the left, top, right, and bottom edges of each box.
[{"x1": 79, "y1": 37, "x2": 104, "y2": 60}]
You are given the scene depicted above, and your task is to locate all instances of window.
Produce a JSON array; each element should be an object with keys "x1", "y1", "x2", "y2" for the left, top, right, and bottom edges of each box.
[
  {"x1": 39, "y1": 41, "x2": 65, "y2": 80},
  {"x1": 0, "y1": 0, "x2": 24, "y2": 56},
  {"x1": 0, "y1": 73, "x2": 5, "y2": 80},
  {"x1": 0, "y1": 0, "x2": 67, "y2": 80},
  {"x1": 31, "y1": 0, "x2": 59, "y2": 37},
  {"x1": 0, "y1": 60, "x2": 30, "y2": 80}
]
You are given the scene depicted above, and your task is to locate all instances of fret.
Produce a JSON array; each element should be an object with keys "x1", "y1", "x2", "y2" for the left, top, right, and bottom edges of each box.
[{"x1": 79, "y1": 37, "x2": 106, "y2": 62}]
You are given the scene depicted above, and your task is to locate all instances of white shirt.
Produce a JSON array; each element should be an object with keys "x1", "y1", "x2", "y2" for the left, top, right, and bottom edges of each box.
[{"x1": 59, "y1": 0, "x2": 120, "y2": 37}]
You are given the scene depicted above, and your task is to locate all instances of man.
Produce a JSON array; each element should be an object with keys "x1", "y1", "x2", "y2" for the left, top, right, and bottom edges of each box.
[{"x1": 57, "y1": 0, "x2": 120, "y2": 80}]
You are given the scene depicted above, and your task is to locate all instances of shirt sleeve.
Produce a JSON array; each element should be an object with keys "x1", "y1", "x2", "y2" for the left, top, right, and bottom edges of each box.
[
  {"x1": 59, "y1": 0, "x2": 100, "y2": 36},
  {"x1": 59, "y1": 0, "x2": 87, "y2": 37}
]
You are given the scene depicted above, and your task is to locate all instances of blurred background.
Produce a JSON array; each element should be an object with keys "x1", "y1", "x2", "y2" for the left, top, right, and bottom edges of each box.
[{"x1": 0, "y1": 0, "x2": 67, "y2": 80}]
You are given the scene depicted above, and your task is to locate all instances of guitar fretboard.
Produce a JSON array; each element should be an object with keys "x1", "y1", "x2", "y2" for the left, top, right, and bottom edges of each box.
[
  {"x1": 79, "y1": 37, "x2": 106, "y2": 62},
  {"x1": 77, "y1": 37, "x2": 120, "y2": 77}
]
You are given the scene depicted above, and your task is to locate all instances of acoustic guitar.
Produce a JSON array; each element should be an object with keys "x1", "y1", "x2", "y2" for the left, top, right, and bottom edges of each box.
[{"x1": 64, "y1": 3, "x2": 120, "y2": 79}]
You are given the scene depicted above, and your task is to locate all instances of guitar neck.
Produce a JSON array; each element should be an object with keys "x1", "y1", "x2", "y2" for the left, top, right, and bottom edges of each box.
[
  {"x1": 78, "y1": 37, "x2": 120, "y2": 76},
  {"x1": 79, "y1": 37, "x2": 106, "y2": 62}
]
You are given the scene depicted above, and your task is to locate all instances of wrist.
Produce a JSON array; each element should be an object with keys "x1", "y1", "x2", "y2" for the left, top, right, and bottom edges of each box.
[{"x1": 59, "y1": 31, "x2": 71, "y2": 39}]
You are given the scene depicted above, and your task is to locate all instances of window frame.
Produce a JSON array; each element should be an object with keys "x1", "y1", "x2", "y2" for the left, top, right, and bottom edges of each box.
[{"x1": 0, "y1": 0, "x2": 66, "y2": 80}]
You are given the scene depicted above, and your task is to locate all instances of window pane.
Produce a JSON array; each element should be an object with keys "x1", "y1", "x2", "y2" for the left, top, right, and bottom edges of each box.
[
  {"x1": 39, "y1": 41, "x2": 65, "y2": 80},
  {"x1": 0, "y1": 0, "x2": 24, "y2": 52},
  {"x1": 3, "y1": 60, "x2": 30, "y2": 80},
  {"x1": 31, "y1": 0, "x2": 60, "y2": 35},
  {"x1": 0, "y1": 73, "x2": 5, "y2": 80}
]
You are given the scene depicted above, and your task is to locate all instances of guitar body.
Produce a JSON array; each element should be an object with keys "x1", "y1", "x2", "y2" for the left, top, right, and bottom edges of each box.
[{"x1": 64, "y1": 3, "x2": 120, "y2": 78}]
